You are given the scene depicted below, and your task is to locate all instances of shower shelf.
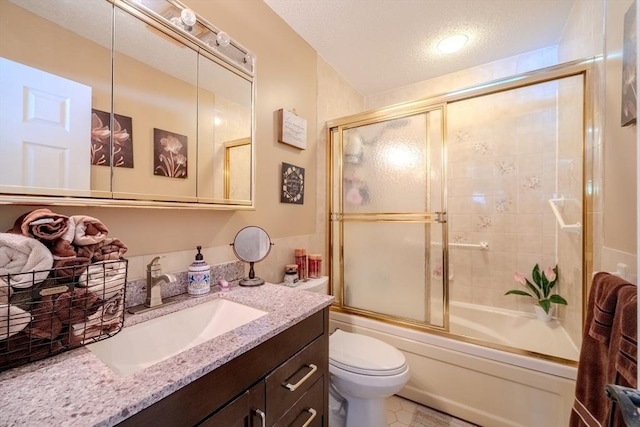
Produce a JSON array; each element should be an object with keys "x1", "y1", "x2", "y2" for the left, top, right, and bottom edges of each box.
[{"x1": 548, "y1": 197, "x2": 581, "y2": 233}]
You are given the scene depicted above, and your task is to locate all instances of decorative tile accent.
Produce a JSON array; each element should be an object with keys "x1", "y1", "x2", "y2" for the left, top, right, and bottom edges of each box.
[
  {"x1": 496, "y1": 159, "x2": 516, "y2": 175},
  {"x1": 452, "y1": 233, "x2": 469, "y2": 244},
  {"x1": 474, "y1": 141, "x2": 491, "y2": 155},
  {"x1": 476, "y1": 215, "x2": 492, "y2": 230},
  {"x1": 495, "y1": 197, "x2": 512, "y2": 212},
  {"x1": 455, "y1": 127, "x2": 470, "y2": 143},
  {"x1": 522, "y1": 175, "x2": 541, "y2": 190}
]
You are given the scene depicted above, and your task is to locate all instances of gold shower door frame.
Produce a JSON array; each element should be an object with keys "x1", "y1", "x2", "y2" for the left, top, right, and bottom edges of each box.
[
  {"x1": 327, "y1": 57, "x2": 595, "y2": 365},
  {"x1": 328, "y1": 108, "x2": 449, "y2": 332}
]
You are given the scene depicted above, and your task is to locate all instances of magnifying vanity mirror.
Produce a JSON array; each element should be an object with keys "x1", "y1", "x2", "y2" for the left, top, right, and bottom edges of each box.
[
  {"x1": 231, "y1": 226, "x2": 273, "y2": 287},
  {"x1": 0, "y1": 0, "x2": 255, "y2": 209}
]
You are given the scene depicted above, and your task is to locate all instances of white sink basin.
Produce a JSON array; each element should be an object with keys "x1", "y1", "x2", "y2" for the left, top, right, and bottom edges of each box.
[{"x1": 87, "y1": 298, "x2": 267, "y2": 376}]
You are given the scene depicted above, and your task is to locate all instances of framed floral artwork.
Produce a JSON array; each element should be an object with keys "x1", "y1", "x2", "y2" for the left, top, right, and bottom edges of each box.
[
  {"x1": 90, "y1": 109, "x2": 134, "y2": 168},
  {"x1": 281, "y1": 162, "x2": 304, "y2": 204},
  {"x1": 153, "y1": 128, "x2": 188, "y2": 178}
]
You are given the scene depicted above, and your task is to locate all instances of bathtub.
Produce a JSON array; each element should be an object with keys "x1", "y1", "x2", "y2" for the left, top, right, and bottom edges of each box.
[
  {"x1": 449, "y1": 301, "x2": 580, "y2": 361},
  {"x1": 330, "y1": 302, "x2": 579, "y2": 427}
]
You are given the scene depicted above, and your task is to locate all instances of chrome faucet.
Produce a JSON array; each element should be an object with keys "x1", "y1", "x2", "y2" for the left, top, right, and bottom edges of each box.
[{"x1": 145, "y1": 256, "x2": 177, "y2": 308}]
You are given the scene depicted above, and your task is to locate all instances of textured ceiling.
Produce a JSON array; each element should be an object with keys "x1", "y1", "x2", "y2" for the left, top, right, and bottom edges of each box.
[{"x1": 263, "y1": 0, "x2": 576, "y2": 96}]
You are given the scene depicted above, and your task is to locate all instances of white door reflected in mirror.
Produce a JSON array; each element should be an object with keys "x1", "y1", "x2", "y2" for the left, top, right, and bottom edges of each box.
[{"x1": 0, "y1": 57, "x2": 91, "y2": 194}]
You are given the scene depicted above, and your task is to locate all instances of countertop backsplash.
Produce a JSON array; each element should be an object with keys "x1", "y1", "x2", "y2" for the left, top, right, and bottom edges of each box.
[{"x1": 124, "y1": 260, "x2": 245, "y2": 309}]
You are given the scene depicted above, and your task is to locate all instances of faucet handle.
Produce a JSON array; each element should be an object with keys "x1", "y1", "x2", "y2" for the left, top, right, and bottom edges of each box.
[{"x1": 147, "y1": 256, "x2": 164, "y2": 271}]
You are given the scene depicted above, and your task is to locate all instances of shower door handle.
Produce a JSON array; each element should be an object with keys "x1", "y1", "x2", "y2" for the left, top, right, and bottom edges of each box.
[{"x1": 435, "y1": 211, "x2": 447, "y2": 223}]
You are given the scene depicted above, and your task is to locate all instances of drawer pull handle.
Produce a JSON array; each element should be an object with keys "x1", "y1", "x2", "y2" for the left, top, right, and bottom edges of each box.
[
  {"x1": 284, "y1": 363, "x2": 318, "y2": 391},
  {"x1": 253, "y1": 408, "x2": 266, "y2": 427},
  {"x1": 300, "y1": 408, "x2": 317, "y2": 427}
]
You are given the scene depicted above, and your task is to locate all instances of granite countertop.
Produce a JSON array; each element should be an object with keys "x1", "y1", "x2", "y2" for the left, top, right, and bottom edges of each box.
[{"x1": 0, "y1": 283, "x2": 334, "y2": 427}]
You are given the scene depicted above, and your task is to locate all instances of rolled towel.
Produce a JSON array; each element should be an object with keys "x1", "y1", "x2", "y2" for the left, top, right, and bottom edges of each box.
[
  {"x1": 51, "y1": 256, "x2": 91, "y2": 281},
  {"x1": 0, "y1": 233, "x2": 53, "y2": 288},
  {"x1": 71, "y1": 215, "x2": 109, "y2": 246},
  {"x1": 77, "y1": 237, "x2": 128, "y2": 262},
  {"x1": 50, "y1": 238, "x2": 77, "y2": 259},
  {"x1": 10, "y1": 208, "x2": 70, "y2": 242},
  {"x1": 54, "y1": 288, "x2": 99, "y2": 325},
  {"x1": 0, "y1": 304, "x2": 32, "y2": 341},
  {"x1": 69, "y1": 291, "x2": 124, "y2": 345},
  {"x1": 0, "y1": 332, "x2": 64, "y2": 369},
  {"x1": 0, "y1": 278, "x2": 12, "y2": 304},
  {"x1": 24, "y1": 295, "x2": 63, "y2": 340},
  {"x1": 78, "y1": 260, "x2": 127, "y2": 300},
  {"x1": 47, "y1": 219, "x2": 77, "y2": 259}
]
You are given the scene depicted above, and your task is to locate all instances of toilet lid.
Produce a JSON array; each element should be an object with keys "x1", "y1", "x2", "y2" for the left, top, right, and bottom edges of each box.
[{"x1": 329, "y1": 329, "x2": 407, "y2": 376}]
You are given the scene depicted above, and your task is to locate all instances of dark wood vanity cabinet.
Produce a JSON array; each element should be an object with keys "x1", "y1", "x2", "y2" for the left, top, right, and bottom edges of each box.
[{"x1": 118, "y1": 308, "x2": 329, "y2": 427}]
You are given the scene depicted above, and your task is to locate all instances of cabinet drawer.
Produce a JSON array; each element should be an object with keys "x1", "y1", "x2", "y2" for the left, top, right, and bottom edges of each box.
[
  {"x1": 266, "y1": 335, "x2": 328, "y2": 424},
  {"x1": 199, "y1": 381, "x2": 265, "y2": 427},
  {"x1": 274, "y1": 376, "x2": 324, "y2": 427}
]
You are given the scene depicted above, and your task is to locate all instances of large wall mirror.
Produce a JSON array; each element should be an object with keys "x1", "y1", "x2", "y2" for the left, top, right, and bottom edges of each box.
[{"x1": 0, "y1": 0, "x2": 255, "y2": 208}]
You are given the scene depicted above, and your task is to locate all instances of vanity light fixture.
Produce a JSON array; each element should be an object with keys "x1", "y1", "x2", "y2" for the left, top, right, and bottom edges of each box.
[
  {"x1": 127, "y1": 0, "x2": 255, "y2": 75},
  {"x1": 437, "y1": 34, "x2": 468, "y2": 54}
]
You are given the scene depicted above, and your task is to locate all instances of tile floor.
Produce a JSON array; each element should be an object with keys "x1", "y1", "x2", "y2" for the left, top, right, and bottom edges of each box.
[{"x1": 386, "y1": 395, "x2": 477, "y2": 427}]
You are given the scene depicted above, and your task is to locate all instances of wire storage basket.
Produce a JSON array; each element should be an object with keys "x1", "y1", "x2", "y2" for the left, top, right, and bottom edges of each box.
[{"x1": 0, "y1": 258, "x2": 127, "y2": 371}]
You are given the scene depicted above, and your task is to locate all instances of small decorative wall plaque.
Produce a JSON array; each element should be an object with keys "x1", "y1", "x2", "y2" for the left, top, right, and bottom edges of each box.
[
  {"x1": 281, "y1": 162, "x2": 304, "y2": 204},
  {"x1": 277, "y1": 109, "x2": 307, "y2": 149},
  {"x1": 90, "y1": 109, "x2": 134, "y2": 168},
  {"x1": 153, "y1": 128, "x2": 187, "y2": 178}
]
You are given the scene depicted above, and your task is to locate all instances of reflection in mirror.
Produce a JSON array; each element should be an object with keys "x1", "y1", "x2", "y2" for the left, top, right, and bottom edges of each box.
[
  {"x1": 0, "y1": 0, "x2": 113, "y2": 197},
  {"x1": 231, "y1": 226, "x2": 272, "y2": 287},
  {"x1": 0, "y1": 0, "x2": 255, "y2": 208},
  {"x1": 197, "y1": 53, "x2": 253, "y2": 204},
  {"x1": 224, "y1": 138, "x2": 252, "y2": 201},
  {"x1": 111, "y1": 5, "x2": 198, "y2": 202}
]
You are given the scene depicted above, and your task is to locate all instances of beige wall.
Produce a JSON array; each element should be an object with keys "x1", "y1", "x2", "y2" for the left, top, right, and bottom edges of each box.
[
  {"x1": 602, "y1": 0, "x2": 637, "y2": 258},
  {"x1": 0, "y1": 0, "x2": 321, "y2": 283}
]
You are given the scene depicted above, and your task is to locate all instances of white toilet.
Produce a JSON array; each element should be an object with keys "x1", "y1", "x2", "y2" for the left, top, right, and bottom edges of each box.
[{"x1": 290, "y1": 277, "x2": 410, "y2": 427}]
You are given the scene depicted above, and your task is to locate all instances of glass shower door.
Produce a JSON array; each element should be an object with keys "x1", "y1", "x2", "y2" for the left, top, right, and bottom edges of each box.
[{"x1": 330, "y1": 109, "x2": 447, "y2": 328}]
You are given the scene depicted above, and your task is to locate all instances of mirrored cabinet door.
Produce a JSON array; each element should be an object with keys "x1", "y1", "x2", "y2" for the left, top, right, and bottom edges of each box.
[
  {"x1": 0, "y1": 0, "x2": 255, "y2": 209},
  {"x1": 197, "y1": 53, "x2": 253, "y2": 205},
  {"x1": 0, "y1": 0, "x2": 113, "y2": 198},
  {"x1": 111, "y1": 5, "x2": 198, "y2": 202}
]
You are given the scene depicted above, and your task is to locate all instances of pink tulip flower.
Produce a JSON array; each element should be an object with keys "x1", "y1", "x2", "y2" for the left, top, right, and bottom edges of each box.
[
  {"x1": 544, "y1": 267, "x2": 556, "y2": 282},
  {"x1": 514, "y1": 272, "x2": 526, "y2": 286}
]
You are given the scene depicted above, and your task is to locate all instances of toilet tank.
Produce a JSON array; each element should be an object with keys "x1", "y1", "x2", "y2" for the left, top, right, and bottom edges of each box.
[{"x1": 287, "y1": 276, "x2": 329, "y2": 294}]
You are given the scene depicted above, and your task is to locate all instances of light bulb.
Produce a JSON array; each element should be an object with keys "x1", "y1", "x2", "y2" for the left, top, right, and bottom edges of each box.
[
  {"x1": 216, "y1": 31, "x2": 230, "y2": 48},
  {"x1": 170, "y1": 16, "x2": 182, "y2": 28},
  {"x1": 180, "y1": 8, "x2": 197, "y2": 27},
  {"x1": 243, "y1": 52, "x2": 255, "y2": 67}
]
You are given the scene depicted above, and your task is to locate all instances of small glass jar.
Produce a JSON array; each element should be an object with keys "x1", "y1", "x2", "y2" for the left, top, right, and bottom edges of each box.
[
  {"x1": 294, "y1": 248, "x2": 307, "y2": 281},
  {"x1": 283, "y1": 264, "x2": 298, "y2": 286},
  {"x1": 308, "y1": 254, "x2": 322, "y2": 279}
]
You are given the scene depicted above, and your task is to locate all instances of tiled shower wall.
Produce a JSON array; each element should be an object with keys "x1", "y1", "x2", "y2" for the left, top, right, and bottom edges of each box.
[{"x1": 446, "y1": 81, "x2": 566, "y2": 315}]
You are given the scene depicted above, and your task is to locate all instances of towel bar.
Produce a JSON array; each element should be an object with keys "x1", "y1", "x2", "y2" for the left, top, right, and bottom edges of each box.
[{"x1": 431, "y1": 241, "x2": 489, "y2": 250}]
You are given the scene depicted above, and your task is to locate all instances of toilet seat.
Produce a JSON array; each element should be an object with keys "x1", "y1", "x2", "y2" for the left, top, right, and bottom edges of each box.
[{"x1": 329, "y1": 329, "x2": 407, "y2": 376}]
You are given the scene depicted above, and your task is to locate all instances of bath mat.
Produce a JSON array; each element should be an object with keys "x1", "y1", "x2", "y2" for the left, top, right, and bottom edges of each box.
[{"x1": 410, "y1": 406, "x2": 478, "y2": 427}]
